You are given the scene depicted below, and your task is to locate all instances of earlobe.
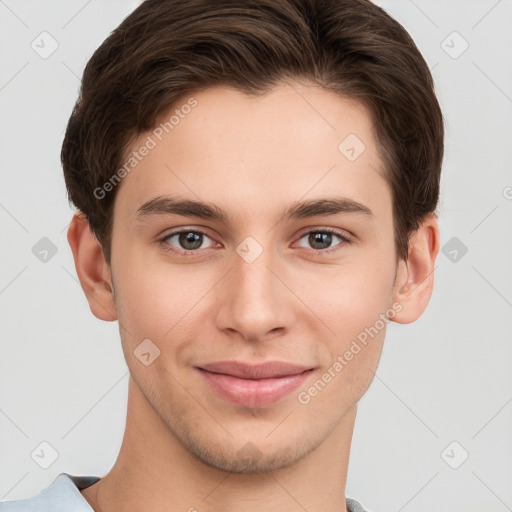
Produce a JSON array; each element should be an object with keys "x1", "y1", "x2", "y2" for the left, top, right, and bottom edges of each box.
[
  {"x1": 67, "y1": 211, "x2": 118, "y2": 322},
  {"x1": 391, "y1": 213, "x2": 440, "y2": 324}
]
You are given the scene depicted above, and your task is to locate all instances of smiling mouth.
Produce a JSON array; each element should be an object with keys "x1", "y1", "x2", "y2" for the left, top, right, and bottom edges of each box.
[{"x1": 196, "y1": 361, "x2": 314, "y2": 408}]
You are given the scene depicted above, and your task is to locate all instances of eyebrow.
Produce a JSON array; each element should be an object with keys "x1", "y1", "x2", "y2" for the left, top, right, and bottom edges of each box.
[{"x1": 135, "y1": 195, "x2": 373, "y2": 227}]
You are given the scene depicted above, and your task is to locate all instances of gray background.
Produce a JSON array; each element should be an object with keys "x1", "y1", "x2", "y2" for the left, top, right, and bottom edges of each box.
[{"x1": 1, "y1": 1, "x2": 511, "y2": 511}]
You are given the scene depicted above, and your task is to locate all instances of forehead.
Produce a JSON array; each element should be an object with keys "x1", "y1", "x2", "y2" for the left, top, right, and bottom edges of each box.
[{"x1": 113, "y1": 81, "x2": 389, "y2": 224}]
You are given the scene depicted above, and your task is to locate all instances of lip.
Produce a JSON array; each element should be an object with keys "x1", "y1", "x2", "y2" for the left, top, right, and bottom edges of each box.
[{"x1": 196, "y1": 361, "x2": 314, "y2": 408}]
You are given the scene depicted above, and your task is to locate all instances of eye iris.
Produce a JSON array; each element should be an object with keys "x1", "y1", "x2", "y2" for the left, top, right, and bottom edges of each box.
[
  {"x1": 179, "y1": 232, "x2": 203, "y2": 250},
  {"x1": 309, "y1": 232, "x2": 332, "y2": 250}
]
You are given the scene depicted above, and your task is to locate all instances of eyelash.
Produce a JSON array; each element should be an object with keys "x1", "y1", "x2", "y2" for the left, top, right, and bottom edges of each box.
[{"x1": 159, "y1": 227, "x2": 351, "y2": 256}]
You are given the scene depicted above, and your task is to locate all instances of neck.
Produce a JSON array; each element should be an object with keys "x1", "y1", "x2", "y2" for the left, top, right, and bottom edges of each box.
[{"x1": 81, "y1": 376, "x2": 356, "y2": 512}]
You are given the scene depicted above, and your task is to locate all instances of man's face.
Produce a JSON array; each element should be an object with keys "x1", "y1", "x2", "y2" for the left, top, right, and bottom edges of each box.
[{"x1": 109, "y1": 81, "x2": 399, "y2": 473}]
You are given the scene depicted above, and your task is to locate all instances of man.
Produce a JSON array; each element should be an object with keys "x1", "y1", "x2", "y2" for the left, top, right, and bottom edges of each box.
[{"x1": 0, "y1": 0, "x2": 443, "y2": 511}]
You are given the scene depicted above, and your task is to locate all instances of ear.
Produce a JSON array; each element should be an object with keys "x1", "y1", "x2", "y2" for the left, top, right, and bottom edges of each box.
[
  {"x1": 391, "y1": 213, "x2": 440, "y2": 324},
  {"x1": 67, "y1": 211, "x2": 117, "y2": 322}
]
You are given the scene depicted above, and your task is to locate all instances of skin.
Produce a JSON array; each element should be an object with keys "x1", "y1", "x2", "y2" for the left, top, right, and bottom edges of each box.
[{"x1": 68, "y1": 80, "x2": 439, "y2": 512}]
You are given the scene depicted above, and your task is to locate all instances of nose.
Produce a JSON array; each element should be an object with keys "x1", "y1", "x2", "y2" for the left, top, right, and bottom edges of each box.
[{"x1": 214, "y1": 241, "x2": 295, "y2": 343}]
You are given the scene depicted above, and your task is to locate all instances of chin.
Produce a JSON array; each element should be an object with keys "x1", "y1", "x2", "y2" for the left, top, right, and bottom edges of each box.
[{"x1": 186, "y1": 435, "x2": 318, "y2": 474}]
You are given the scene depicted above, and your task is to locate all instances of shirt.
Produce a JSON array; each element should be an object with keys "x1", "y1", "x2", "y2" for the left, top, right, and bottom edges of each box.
[{"x1": 0, "y1": 473, "x2": 372, "y2": 511}]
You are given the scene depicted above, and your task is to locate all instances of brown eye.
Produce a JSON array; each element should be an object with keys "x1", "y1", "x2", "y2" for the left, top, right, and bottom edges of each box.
[
  {"x1": 308, "y1": 232, "x2": 334, "y2": 250},
  {"x1": 161, "y1": 229, "x2": 215, "y2": 253},
  {"x1": 296, "y1": 229, "x2": 350, "y2": 254}
]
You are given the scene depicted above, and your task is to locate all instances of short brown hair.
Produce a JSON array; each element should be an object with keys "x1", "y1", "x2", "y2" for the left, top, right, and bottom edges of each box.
[{"x1": 61, "y1": 0, "x2": 444, "y2": 266}]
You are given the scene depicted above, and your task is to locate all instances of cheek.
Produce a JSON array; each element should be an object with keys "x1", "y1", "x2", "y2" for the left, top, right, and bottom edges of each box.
[
  {"x1": 297, "y1": 275, "x2": 391, "y2": 411},
  {"x1": 297, "y1": 259, "x2": 395, "y2": 341},
  {"x1": 112, "y1": 253, "x2": 217, "y2": 347}
]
